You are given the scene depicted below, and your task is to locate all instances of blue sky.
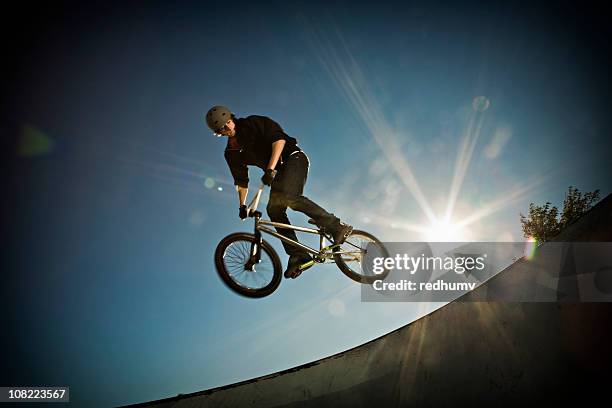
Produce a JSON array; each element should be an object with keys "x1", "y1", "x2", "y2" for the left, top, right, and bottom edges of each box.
[{"x1": 6, "y1": 1, "x2": 611, "y2": 406}]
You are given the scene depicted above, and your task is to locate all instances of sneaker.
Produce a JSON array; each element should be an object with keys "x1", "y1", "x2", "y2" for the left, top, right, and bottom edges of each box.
[
  {"x1": 330, "y1": 221, "x2": 353, "y2": 245},
  {"x1": 284, "y1": 253, "x2": 313, "y2": 279}
]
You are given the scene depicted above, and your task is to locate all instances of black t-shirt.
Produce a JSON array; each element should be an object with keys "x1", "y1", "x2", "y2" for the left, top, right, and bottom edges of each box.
[{"x1": 224, "y1": 115, "x2": 300, "y2": 188}]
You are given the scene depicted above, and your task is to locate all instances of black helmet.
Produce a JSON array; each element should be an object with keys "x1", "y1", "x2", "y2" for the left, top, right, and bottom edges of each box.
[{"x1": 205, "y1": 105, "x2": 232, "y2": 132}]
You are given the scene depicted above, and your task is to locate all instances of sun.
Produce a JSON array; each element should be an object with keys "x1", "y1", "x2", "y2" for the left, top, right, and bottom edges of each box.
[{"x1": 424, "y1": 219, "x2": 471, "y2": 242}]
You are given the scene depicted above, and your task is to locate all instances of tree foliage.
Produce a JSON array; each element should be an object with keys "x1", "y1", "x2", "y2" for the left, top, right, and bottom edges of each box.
[
  {"x1": 520, "y1": 202, "x2": 560, "y2": 242},
  {"x1": 558, "y1": 186, "x2": 600, "y2": 229},
  {"x1": 520, "y1": 186, "x2": 600, "y2": 242}
]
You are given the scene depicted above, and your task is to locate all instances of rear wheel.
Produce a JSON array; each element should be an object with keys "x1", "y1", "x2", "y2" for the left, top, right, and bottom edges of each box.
[
  {"x1": 214, "y1": 233, "x2": 282, "y2": 298},
  {"x1": 333, "y1": 230, "x2": 390, "y2": 284}
]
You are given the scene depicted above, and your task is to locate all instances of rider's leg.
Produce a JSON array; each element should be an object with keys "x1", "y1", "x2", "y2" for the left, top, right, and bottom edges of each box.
[
  {"x1": 287, "y1": 196, "x2": 340, "y2": 228},
  {"x1": 267, "y1": 190, "x2": 312, "y2": 278},
  {"x1": 266, "y1": 190, "x2": 306, "y2": 257},
  {"x1": 275, "y1": 152, "x2": 349, "y2": 239}
]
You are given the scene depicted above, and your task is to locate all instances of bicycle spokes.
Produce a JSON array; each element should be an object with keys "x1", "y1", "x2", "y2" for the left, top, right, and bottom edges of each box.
[{"x1": 223, "y1": 240, "x2": 274, "y2": 290}]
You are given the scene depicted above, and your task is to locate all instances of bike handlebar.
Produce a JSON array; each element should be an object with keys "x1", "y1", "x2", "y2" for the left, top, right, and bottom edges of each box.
[{"x1": 246, "y1": 183, "x2": 265, "y2": 217}]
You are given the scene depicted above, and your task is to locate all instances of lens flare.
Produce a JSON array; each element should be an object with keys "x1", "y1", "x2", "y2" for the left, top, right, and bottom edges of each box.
[
  {"x1": 472, "y1": 96, "x2": 491, "y2": 112},
  {"x1": 524, "y1": 236, "x2": 538, "y2": 260},
  {"x1": 18, "y1": 124, "x2": 55, "y2": 157},
  {"x1": 204, "y1": 177, "x2": 215, "y2": 189}
]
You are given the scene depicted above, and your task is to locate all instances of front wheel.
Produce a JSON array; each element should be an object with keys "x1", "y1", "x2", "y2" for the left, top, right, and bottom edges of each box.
[
  {"x1": 214, "y1": 232, "x2": 282, "y2": 298},
  {"x1": 333, "y1": 230, "x2": 390, "y2": 284}
]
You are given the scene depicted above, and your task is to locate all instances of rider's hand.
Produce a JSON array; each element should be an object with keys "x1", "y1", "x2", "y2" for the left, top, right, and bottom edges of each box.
[
  {"x1": 261, "y1": 169, "x2": 276, "y2": 186},
  {"x1": 239, "y1": 205, "x2": 248, "y2": 219}
]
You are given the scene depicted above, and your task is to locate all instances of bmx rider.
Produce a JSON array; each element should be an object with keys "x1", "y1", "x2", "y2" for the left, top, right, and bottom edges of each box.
[{"x1": 205, "y1": 105, "x2": 353, "y2": 279}]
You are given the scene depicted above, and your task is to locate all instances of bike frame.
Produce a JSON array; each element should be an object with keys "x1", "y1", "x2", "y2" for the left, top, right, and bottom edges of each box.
[{"x1": 245, "y1": 184, "x2": 360, "y2": 263}]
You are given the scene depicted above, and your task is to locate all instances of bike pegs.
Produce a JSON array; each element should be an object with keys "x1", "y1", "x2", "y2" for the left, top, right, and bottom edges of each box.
[{"x1": 313, "y1": 254, "x2": 326, "y2": 263}]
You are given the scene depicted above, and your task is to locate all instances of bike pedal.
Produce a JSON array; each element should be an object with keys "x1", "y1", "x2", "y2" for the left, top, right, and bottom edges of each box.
[
  {"x1": 343, "y1": 226, "x2": 353, "y2": 239},
  {"x1": 291, "y1": 263, "x2": 313, "y2": 279},
  {"x1": 299, "y1": 260, "x2": 315, "y2": 270}
]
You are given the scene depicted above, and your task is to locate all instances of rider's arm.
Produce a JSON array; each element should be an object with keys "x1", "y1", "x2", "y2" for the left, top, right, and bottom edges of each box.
[
  {"x1": 224, "y1": 149, "x2": 249, "y2": 187},
  {"x1": 260, "y1": 116, "x2": 289, "y2": 170},
  {"x1": 267, "y1": 139, "x2": 286, "y2": 170},
  {"x1": 237, "y1": 186, "x2": 248, "y2": 206}
]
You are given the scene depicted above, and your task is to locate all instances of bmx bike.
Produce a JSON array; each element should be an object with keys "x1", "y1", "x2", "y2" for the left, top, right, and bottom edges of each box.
[{"x1": 214, "y1": 184, "x2": 390, "y2": 298}]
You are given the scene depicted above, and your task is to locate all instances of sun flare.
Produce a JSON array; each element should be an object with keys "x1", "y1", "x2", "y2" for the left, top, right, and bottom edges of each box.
[{"x1": 424, "y1": 219, "x2": 471, "y2": 242}]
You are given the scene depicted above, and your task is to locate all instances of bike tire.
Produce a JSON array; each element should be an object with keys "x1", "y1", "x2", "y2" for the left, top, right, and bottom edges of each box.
[
  {"x1": 333, "y1": 229, "x2": 390, "y2": 284},
  {"x1": 214, "y1": 232, "x2": 282, "y2": 298}
]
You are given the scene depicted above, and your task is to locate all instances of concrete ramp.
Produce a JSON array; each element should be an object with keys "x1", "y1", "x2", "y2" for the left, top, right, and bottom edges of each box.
[{"x1": 126, "y1": 194, "x2": 612, "y2": 407}]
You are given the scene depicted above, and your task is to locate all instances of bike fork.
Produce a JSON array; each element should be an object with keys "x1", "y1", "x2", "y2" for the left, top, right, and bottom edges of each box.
[{"x1": 245, "y1": 217, "x2": 263, "y2": 270}]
